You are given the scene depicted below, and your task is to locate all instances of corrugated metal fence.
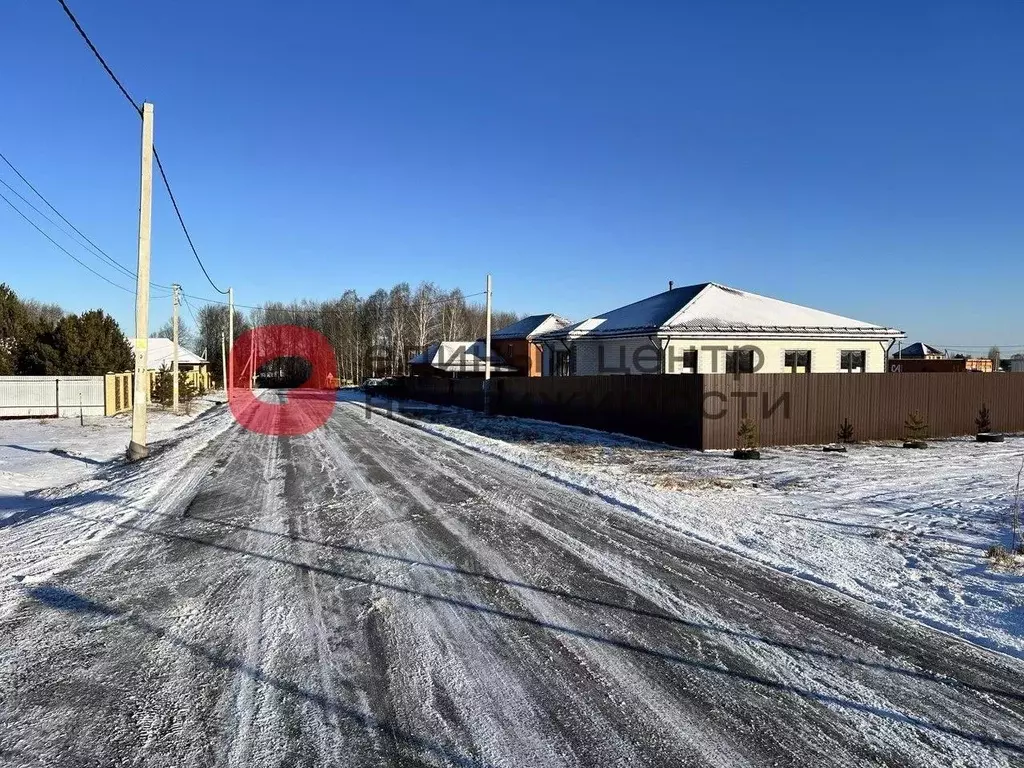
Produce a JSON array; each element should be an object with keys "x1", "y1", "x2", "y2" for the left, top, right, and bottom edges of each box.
[
  {"x1": 392, "y1": 373, "x2": 1024, "y2": 449},
  {"x1": 0, "y1": 376, "x2": 106, "y2": 418},
  {"x1": 394, "y1": 375, "x2": 704, "y2": 446},
  {"x1": 701, "y1": 373, "x2": 1024, "y2": 449}
]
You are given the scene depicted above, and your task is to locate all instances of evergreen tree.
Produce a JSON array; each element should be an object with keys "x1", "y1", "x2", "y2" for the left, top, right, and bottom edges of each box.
[
  {"x1": 53, "y1": 310, "x2": 133, "y2": 375},
  {"x1": 976, "y1": 403, "x2": 992, "y2": 434},
  {"x1": 0, "y1": 283, "x2": 29, "y2": 374}
]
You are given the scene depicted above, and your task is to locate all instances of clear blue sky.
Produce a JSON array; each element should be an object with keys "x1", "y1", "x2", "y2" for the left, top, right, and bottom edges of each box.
[{"x1": 2, "y1": 1, "x2": 1022, "y2": 352}]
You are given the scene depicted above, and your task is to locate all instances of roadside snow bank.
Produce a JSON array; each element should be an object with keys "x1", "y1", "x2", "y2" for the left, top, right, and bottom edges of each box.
[{"x1": 346, "y1": 395, "x2": 1024, "y2": 660}]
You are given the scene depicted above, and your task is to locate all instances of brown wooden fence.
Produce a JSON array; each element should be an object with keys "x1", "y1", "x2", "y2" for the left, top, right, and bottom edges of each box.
[
  {"x1": 393, "y1": 375, "x2": 704, "y2": 446},
  {"x1": 391, "y1": 373, "x2": 1024, "y2": 450}
]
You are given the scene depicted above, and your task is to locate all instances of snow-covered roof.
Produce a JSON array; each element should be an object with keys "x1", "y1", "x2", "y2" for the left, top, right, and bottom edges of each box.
[
  {"x1": 409, "y1": 341, "x2": 517, "y2": 373},
  {"x1": 537, "y1": 282, "x2": 904, "y2": 341},
  {"x1": 897, "y1": 342, "x2": 944, "y2": 358},
  {"x1": 491, "y1": 314, "x2": 572, "y2": 340},
  {"x1": 129, "y1": 337, "x2": 207, "y2": 369}
]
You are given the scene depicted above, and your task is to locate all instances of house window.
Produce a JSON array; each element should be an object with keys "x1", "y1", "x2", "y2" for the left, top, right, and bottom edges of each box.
[
  {"x1": 725, "y1": 349, "x2": 755, "y2": 374},
  {"x1": 784, "y1": 350, "x2": 811, "y2": 373},
  {"x1": 840, "y1": 350, "x2": 866, "y2": 373},
  {"x1": 554, "y1": 349, "x2": 571, "y2": 376},
  {"x1": 678, "y1": 348, "x2": 697, "y2": 373}
]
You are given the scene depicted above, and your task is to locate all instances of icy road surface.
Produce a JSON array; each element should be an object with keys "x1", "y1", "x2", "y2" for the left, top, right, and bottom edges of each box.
[{"x1": 1, "y1": 396, "x2": 1023, "y2": 767}]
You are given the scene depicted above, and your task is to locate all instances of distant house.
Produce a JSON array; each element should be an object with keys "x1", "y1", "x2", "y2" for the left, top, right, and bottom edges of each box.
[
  {"x1": 535, "y1": 282, "x2": 904, "y2": 375},
  {"x1": 888, "y1": 342, "x2": 993, "y2": 373},
  {"x1": 409, "y1": 341, "x2": 517, "y2": 378},
  {"x1": 489, "y1": 314, "x2": 571, "y2": 376},
  {"x1": 128, "y1": 337, "x2": 211, "y2": 391},
  {"x1": 894, "y1": 342, "x2": 945, "y2": 360}
]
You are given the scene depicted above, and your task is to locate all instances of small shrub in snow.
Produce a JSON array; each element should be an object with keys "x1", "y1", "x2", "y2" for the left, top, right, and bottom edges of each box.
[
  {"x1": 837, "y1": 417, "x2": 854, "y2": 444},
  {"x1": 987, "y1": 544, "x2": 1008, "y2": 560},
  {"x1": 903, "y1": 410, "x2": 929, "y2": 446},
  {"x1": 985, "y1": 544, "x2": 1019, "y2": 569},
  {"x1": 737, "y1": 418, "x2": 759, "y2": 451},
  {"x1": 976, "y1": 403, "x2": 992, "y2": 434}
]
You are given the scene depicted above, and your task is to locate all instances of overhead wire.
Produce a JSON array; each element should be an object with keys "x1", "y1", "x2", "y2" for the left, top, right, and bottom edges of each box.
[
  {"x1": 56, "y1": 0, "x2": 228, "y2": 295},
  {"x1": 0, "y1": 166, "x2": 174, "y2": 295},
  {"x1": 0, "y1": 150, "x2": 171, "y2": 288},
  {"x1": 0, "y1": 188, "x2": 135, "y2": 294}
]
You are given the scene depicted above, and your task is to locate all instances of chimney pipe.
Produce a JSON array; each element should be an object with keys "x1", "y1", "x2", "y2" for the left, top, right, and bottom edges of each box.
[{"x1": 668, "y1": 280, "x2": 674, "y2": 291}]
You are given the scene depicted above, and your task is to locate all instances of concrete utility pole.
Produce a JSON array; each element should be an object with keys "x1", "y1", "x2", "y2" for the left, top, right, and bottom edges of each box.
[
  {"x1": 483, "y1": 273, "x2": 492, "y2": 415},
  {"x1": 128, "y1": 102, "x2": 155, "y2": 461},
  {"x1": 250, "y1": 321, "x2": 257, "y2": 388},
  {"x1": 228, "y1": 286, "x2": 234, "y2": 401},
  {"x1": 171, "y1": 283, "x2": 180, "y2": 414},
  {"x1": 221, "y1": 331, "x2": 227, "y2": 395}
]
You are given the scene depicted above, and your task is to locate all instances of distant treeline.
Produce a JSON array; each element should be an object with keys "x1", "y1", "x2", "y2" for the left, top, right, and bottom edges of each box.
[
  {"x1": 175, "y1": 282, "x2": 520, "y2": 384},
  {"x1": 0, "y1": 280, "x2": 518, "y2": 384}
]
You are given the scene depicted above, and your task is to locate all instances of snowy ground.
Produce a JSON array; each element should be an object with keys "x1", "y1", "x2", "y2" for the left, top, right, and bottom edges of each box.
[
  {"x1": 356, "y1": 395, "x2": 1024, "y2": 660},
  {"x1": 0, "y1": 394, "x2": 234, "y2": 616},
  {"x1": 0, "y1": 394, "x2": 226, "y2": 497},
  {"x1": 0, "y1": 392, "x2": 1022, "y2": 765}
]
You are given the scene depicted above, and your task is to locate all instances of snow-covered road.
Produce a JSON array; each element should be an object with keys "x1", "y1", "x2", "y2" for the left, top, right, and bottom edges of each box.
[{"x1": 2, "y1": 396, "x2": 1023, "y2": 766}]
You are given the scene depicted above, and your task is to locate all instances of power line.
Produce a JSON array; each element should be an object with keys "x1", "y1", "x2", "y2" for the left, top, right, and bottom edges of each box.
[
  {"x1": 0, "y1": 150, "x2": 161, "y2": 286},
  {"x1": 56, "y1": 0, "x2": 228, "y2": 295},
  {"x1": 182, "y1": 292, "x2": 202, "y2": 329},
  {"x1": 0, "y1": 188, "x2": 135, "y2": 293},
  {"x1": 152, "y1": 149, "x2": 228, "y2": 294},
  {"x1": 0, "y1": 175, "x2": 134, "y2": 283},
  {"x1": 56, "y1": 0, "x2": 139, "y2": 115}
]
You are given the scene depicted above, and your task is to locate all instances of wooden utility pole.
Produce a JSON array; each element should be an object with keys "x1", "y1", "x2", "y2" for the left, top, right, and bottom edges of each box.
[
  {"x1": 171, "y1": 283, "x2": 180, "y2": 414},
  {"x1": 128, "y1": 102, "x2": 155, "y2": 461},
  {"x1": 228, "y1": 286, "x2": 234, "y2": 401},
  {"x1": 483, "y1": 273, "x2": 492, "y2": 415}
]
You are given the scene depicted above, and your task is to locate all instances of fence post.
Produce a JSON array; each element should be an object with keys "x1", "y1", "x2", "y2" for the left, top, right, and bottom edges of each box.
[{"x1": 55, "y1": 378, "x2": 60, "y2": 418}]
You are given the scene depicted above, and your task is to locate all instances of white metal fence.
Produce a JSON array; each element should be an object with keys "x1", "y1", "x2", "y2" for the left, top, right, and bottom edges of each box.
[{"x1": 0, "y1": 376, "x2": 106, "y2": 418}]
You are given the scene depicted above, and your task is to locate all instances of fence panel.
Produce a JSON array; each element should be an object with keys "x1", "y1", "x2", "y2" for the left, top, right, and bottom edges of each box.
[
  {"x1": 396, "y1": 374, "x2": 703, "y2": 447},
  {"x1": 700, "y1": 373, "x2": 1024, "y2": 449},
  {"x1": 0, "y1": 376, "x2": 106, "y2": 418}
]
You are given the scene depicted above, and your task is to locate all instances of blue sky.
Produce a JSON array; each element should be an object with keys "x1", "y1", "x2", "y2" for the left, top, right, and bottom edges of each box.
[{"x1": 2, "y1": 1, "x2": 1022, "y2": 352}]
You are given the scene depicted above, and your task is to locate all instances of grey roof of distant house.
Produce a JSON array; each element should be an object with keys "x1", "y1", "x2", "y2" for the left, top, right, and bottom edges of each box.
[
  {"x1": 409, "y1": 341, "x2": 518, "y2": 373},
  {"x1": 491, "y1": 314, "x2": 572, "y2": 340}
]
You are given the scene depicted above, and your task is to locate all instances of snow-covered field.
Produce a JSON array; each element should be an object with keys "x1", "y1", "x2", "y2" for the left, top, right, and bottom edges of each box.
[
  {"x1": 355, "y1": 395, "x2": 1024, "y2": 660},
  {"x1": 0, "y1": 395, "x2": 225, "y2": 497}
]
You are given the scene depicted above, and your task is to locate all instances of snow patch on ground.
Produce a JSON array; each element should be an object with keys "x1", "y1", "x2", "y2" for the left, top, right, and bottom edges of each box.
[
  {"x1": 346, "y1": 394, "x2": 1024, "y2": 660},
  {"x1": 0, "y1": 395, "x2": 225, "y2": 498}
]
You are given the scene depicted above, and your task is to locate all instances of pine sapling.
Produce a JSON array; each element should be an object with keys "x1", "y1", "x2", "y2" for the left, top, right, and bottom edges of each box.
[
  {"x1": 976, "y1": 403, "x2": 992, "y2": 435},
  {"x1": 738, "y1": 418, "x2": 759, "y2": 451}
]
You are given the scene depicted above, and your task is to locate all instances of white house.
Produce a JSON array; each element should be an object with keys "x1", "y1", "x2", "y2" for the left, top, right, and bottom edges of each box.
[
  {"x1": 536, "y1": 282, "x2": 904, "y2": 375},
  {"x1": 409, "y1": 341, "x2": 518, "y2": 378},
  {"x1": 128, "y1": 337, "x2": 211, "y2": 390}
]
